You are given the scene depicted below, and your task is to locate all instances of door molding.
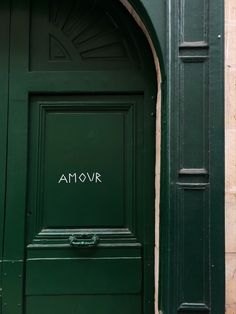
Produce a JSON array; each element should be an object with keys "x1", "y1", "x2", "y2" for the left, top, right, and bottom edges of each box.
[
  {"x1": 118, "y1": 2, "x2": 163, "y2": 312},
  {"x1": 0, "y1": 0, "x2": 225, "y2": 313}
]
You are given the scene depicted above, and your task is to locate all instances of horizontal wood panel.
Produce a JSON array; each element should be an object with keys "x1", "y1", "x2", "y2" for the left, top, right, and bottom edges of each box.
[
  {"x1": 26, "y1": 257, "x2": 142, "y2": 295},
  {"x1": 10, "y1": 71, "x2": 145, "y2": 93},
  {"x1": 27, "y1": 246, "x2": 142, "y2": 259},
  {"x1": 25, "y1": 295, "x2": 141, "y2": 314}
]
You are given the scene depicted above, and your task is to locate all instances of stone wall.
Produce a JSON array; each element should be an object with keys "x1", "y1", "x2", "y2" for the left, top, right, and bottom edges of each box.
[{"x1": 225, "y1": 0, "x2": 236, "y2": 313}]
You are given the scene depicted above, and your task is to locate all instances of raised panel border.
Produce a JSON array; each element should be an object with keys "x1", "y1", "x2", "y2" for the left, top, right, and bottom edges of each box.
[
  {"x1": 176, "y1": 184, "x2": 210, "y2": 307},
  {"x1": 27, "y1": 96, "x2": 141, "y2": 247},
  {"x1": 179, "y1": 56, "x2": 209, "y2": 171}
]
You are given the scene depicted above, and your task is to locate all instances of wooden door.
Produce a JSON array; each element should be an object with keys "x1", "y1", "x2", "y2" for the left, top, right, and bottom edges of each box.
[{"x1": 1, "y1": 1, "x2": 157, "y2": 313}]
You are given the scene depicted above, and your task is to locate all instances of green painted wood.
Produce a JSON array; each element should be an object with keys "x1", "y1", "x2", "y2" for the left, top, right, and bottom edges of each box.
[
  {"x1": 26, "y1": 257, "x2": 141, "y2": 295},
  {"x1": 0, "y1": 0, "x2": 225, "y2": 314},
  {"x1": 30, "y1": 0, "x2": 142, "y2": 71},
  {"x1": 1, "y1": 1, "x2": 156, "y2": 314},
  {"x1": 25, "y1": 295, "x2": 142, "y2": 314},
  {"x1": 0, "y1": 2, "x2": 10, "y2": 312},
  {"x1": 3, "y1": 0, "x2": 29, "y2": 262},
  {"x1": 177, "y1": 186, "x2": 210, "y2": 303},
  {"x1": 208, "y1": 0, "x2": 225, "y2": 313},
  {"x1": 1, "y1": 261, "x2": 24, "y2": 314},
  {"x1": 126, "y1": 0, "x2": 166, "y2": 73},
  {"x1": 26, "y1": 247, "x2": 142, "y2": 259},
  {"x1": 27, "y1": 96, "x2": 138, "y2": 238}
]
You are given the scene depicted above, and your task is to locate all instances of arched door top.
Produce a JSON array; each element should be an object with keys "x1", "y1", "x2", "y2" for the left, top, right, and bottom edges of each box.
[{"x1": 30, "y1": 0, "x2": 154, "y2": 74}]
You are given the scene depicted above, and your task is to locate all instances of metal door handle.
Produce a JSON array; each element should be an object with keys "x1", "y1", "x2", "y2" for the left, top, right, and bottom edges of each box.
[{"x1": 69, "y1": 234, "x2": 99, "y2": 248}]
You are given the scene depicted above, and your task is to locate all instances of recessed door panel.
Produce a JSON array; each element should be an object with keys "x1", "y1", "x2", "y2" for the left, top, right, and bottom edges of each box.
[
  {"x1": 27, "y1": 95, "x2": 139, "y2": 242},
  {"x1": 26, "y1": 295, "x2": 142, "y2": 314},
  {"x1": 26, "y1": 257, "x2": 142, "y2": 295},
  {"x1": 25, "y1": 95, "x2": 145, "y2": 313},
  {"x1": 43, "y1": 109, "x2": 125, "y2": 228}
]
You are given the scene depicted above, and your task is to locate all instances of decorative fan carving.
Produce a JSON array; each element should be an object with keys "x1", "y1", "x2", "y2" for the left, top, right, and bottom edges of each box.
[
  {"x1": 49, "y1": 35, "x2": 71, "y2": 61},
  {"x1": 30, "y1": 0, "x2": 141, "y2": 70},
  {"x1": 49, "y1": 0, "x2": 129, "y2": 61}
]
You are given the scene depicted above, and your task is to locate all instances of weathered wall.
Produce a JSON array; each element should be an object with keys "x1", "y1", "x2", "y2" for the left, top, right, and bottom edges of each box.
[{"x1": 225, "y1": 0, "x2": 236, "y2": 313}]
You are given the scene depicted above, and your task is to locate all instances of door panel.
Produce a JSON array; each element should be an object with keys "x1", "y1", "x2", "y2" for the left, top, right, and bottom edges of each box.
[
  {"x1": 26, "y1": 295, "x2": 141, "y2": 314},
  {"x1": 27, "y1": 95, "x2": 137, "y2": 237},
  {"x1": 25, "y1": 95, "x2": 143, "y2": 310},
  {"x1": 26, "y1": 257, "x2": 141, "y2": 295},
  {"x1": 1, "y1": 0, "x2": 156, "y2": 313}
]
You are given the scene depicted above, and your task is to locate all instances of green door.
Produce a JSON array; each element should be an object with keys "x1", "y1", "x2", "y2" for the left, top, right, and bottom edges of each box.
[{"x1": 1, "y1": 1, "x2": 157, "y2": 314}]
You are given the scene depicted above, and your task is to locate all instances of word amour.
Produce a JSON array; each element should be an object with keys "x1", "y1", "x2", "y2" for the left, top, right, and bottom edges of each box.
[{"x1": 58, "y1": 172, "x2": 102, "y2": 184}]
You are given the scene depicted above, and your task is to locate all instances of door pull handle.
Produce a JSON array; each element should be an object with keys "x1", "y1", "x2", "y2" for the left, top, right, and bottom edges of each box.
[{"x1": 69, "y1": 234, "x2": 99, "y2": 248}]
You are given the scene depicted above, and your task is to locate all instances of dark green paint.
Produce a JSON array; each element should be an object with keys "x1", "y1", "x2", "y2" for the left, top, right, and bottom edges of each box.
[
  {"x1": 158, "y1": 0, "x2": 224, "y2": 313},
  {"x1": 26, "y1": 295, "x2": 142, "y2": 314},
  {"x1": 28, "y1": 96, "x2": 139, "y2": 233},
  {"x1": 26, "y1": 258, "x2": 142, "y2": 295},
  {"x1": 0, "y1": 2, "x2": 11, "y2": 311},
  {"x1": 1, "y1": 261, "x2": 24, "y2": 314},
  {"x1": 1, "y1": 1, "x2": 156, "y2": 314},
  {"x1": 0, "y1": 0, "x2": 225, "y2": 314}
]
